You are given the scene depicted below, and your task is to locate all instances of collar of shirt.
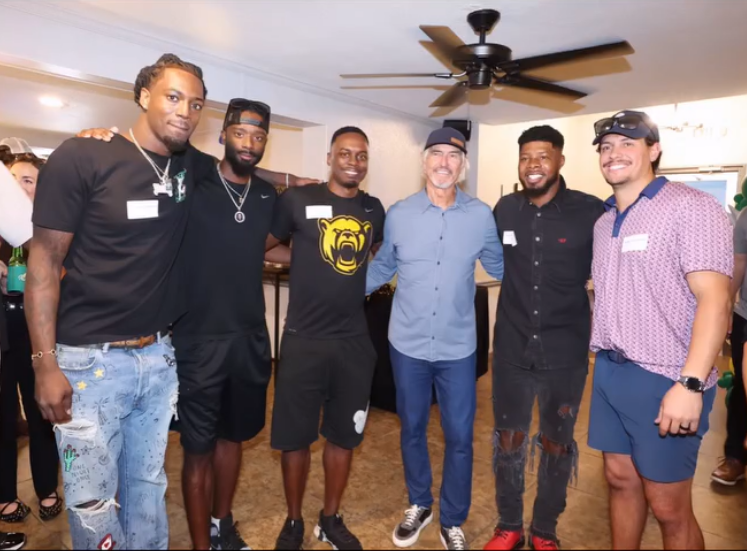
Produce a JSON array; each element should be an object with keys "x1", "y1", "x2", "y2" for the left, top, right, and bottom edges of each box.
[
  {"x1": 604, "y1": 176, "x2": 669, "y2": 212},
  {"x1": 518, "y1": 176, "x2": 568, "y2": 212},
  {"x1": 416, "y1": 187, "x2": 469, "y2": 213}
]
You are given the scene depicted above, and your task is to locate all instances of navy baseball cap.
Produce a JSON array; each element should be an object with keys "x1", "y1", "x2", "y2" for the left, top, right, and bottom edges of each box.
[
  {"x1": 592, "y1": 110, "x2": 660, "y2": 145},
  {"x1": 223, "y1": 98, "x2": 271, "y2": 132},
  {"x1": 425, "y1": 127, "x2": 467, "y2": 154}
]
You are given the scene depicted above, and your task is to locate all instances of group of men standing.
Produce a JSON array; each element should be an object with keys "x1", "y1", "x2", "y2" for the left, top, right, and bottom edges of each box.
[{"x1": 21, "y1": 52, "x2": 733, "y2": 551}]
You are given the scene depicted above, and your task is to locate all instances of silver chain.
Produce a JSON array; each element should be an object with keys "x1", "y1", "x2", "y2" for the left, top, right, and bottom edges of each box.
[
  {"x1": 129, "y1": 128, "x2": 171, "y2": 185},
  {"x1": 216, "y1": 164, "x2": 251, "y2": 223}
]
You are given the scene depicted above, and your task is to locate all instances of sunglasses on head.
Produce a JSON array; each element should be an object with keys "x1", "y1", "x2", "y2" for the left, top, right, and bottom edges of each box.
[
  {"x1": 229, "y1": 99, "x2": 270, "y2": 116},
  {"x1": 594, "y1": 113, "x2": 654, "y2": 138}
]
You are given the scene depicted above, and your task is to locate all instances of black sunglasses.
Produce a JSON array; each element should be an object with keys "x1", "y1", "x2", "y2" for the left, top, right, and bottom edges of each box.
[
  {"x1": 593, "y1": 114, "x2": 653, "y2": 137},
  {"x1": 228, "y1": 99, "x2": 270, "y2": 116}
]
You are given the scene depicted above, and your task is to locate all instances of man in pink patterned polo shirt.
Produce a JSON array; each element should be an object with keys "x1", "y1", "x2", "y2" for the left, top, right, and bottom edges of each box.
[{"x1": 587, "y1": 110, "x2": 732, "y2": 550}]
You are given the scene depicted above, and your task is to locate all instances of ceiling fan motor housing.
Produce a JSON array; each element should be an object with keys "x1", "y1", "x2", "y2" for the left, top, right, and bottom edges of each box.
[{"x1": 453, "y1": 44, "x2": 512, "y2": 89}]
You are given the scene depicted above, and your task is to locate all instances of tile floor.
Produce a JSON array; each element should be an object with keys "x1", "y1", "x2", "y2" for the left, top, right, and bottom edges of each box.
[{"x1": 4, "y1": 355, "x2": 747, "y2": 550}]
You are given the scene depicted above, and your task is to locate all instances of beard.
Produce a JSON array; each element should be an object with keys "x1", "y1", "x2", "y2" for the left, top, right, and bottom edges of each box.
[
  {"x1": 520, "y1": 172, "x2": 560, "y2": 197},
  {"x1": 339, "y1": 180, "x2": 360, "y2": 189},
  {"x1": 225, "y1": 140, "x2": 263, "y2": 178},
  {"x1": 162, "y1": 134, "x2": 189, "y2": 154}
]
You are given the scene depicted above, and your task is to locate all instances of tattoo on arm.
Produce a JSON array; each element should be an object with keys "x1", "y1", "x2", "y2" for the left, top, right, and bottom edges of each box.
[{"x1": 25, "y1": 227, "x2": 73, "y2": 366}]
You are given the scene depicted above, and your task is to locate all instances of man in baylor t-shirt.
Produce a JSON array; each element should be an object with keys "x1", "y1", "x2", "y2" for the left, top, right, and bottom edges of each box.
[
  {"x1": 266, "y1": 127, "x2": 385, "y2": 551},
  {"x1": 25, "y1": 55, "x2": 207, "y2": 551}
]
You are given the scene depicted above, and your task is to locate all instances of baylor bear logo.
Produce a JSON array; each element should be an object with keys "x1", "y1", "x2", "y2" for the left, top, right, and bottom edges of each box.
[{"x1": 318, "y1": 215, "x2": 373, "y2": 276}]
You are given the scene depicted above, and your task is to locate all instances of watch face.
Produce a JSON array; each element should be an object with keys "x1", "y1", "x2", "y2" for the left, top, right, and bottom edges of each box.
[{"x1": 683, "y1": 377, "x2": 703, "y2": 391}]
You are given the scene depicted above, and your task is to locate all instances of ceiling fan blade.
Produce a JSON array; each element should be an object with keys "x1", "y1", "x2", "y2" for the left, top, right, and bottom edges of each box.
[
  {"x1": 506, "y1": 41, "x2": 633, "y2": 72},
  {"x1": 429, "y1": 82, "x2": 468, "y2": 108},
  {"x1": 340, "y1": 72, "x2": 450, "y2": 79},
  {"x1": 498, "y1": 75, "x2": 587, "y2": 99},
  {"x1": 419, "y1": 25, "x2": 466, "y2": 59}
]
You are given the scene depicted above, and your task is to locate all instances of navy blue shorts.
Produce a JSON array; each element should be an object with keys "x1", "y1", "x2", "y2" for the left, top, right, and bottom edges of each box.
[{"x1": 588, "y1": 350, "x2": 715, "y2": 483}]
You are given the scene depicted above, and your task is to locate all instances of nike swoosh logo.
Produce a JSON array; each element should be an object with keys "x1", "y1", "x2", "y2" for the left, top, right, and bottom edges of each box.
[
  {"x1": 365, "y1": 208, "x2": 374, "y2": 213},
  {"x1": 261, "y1": 194, "x2": 270, "y2": 199}
]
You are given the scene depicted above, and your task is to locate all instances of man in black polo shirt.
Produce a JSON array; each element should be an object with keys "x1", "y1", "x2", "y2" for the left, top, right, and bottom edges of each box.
[
  {"x1": 172, "y1": 99, "x2": 284, "y2": 551},
  {"x1": 25, "y1": 54, "x2": 207, "y2": 551},
  {"x1": 266, "y1": 127, "x2": 385, "y2": 551},
  {"x1": 483, "y1": 126, "x2": 604, "y2": 551}
]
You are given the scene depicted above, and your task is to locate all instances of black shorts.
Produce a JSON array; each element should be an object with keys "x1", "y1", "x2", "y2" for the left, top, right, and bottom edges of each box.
[
  {"x1": 174, "y1": 329, "x2": 272, "y2": 455},
  {"x1": 270, "y1": 333, "x2": 377, "y2": 451}
]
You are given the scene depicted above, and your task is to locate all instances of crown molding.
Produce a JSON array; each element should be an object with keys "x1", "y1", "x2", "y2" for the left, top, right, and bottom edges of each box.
[{"x1": 0, "y1": 1, "x2": 438, "y2": 128}]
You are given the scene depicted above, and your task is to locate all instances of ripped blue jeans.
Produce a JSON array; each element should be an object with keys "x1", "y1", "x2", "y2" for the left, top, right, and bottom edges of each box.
[{"x1": 53, "y1": 337, "x2": 178, "y2": 550}]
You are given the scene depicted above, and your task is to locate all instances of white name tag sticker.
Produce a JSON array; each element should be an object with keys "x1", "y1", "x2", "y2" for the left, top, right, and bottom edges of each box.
[
  {"x1": 622, "y1": 233, "x2": 649, "y2": 252},
  {"x1": 503, "y1": 230, "x2": 518, "y2": 247},
  {"x1": 306, "y1": 205, "x2": 333, "y2": 219},
  {"x1": 127, "y1": 200, "x2": 159, "y2": 220}
]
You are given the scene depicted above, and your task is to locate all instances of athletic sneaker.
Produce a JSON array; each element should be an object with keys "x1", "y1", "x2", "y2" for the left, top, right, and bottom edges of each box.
[
  {"x1": 0, "y1": 532, "x2": 26, "y2": 551},
  {"x1": 314, "y1": 510, "x2": 362, "y2": 550},
  {"x1": 210, "y1": 513, "x2": 251, "y2": 550},
  {"x1": 392, "y1": 505, "x2": 433, "y2": 547},
  {"x1": 441, "y1": 526, "x2": 467, "y2": 550},
  {"x1": 275, "y1": 518, "x2": 305, "y2": 550},
  {"x1": 483, "y1": 528, "x2": 524, "y2": 550}
]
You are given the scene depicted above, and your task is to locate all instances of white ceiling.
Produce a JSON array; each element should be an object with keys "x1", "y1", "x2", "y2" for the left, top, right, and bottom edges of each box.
[{"x1": 20, "y1": 0, "x2": 747, "y2": 125}]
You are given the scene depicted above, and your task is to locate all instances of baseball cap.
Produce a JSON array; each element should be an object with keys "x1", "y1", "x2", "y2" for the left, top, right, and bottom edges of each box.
[
  {"x1": 223, "y1": 98, "x2": 271, "y2": 133},
  {"x1": 425, "y1": 127, "x2": 467, "y2": 154},
  {"x1": 592, "y1": 110, "x2": 660, "y2": 145},
  {"x1": 0, "y1": 137, "x2": 34, "y2": 155}
]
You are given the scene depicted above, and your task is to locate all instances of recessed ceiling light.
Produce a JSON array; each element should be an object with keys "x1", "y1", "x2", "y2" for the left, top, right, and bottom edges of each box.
[{"x1": 39, "y1": 96, "x2": 66, "y2": 108}]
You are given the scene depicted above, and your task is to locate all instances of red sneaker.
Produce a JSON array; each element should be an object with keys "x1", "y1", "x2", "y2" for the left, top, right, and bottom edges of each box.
[
  {"x1": 530, "y1": 534, "x2": 560, "y2": 550},
  {"x1": 483, "y1": 528, "x2": 525, "y2": 550}
]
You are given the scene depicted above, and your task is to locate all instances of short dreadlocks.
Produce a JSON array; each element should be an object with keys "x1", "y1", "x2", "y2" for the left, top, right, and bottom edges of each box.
[{"x1": 133, "y1": 53, "x2": 207, "y2": 109}]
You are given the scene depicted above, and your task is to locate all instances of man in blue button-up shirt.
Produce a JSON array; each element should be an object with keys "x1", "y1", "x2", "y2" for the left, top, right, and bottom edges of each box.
[{"x1": 366, "y1": 127, "x2": 504, "y2": 550}]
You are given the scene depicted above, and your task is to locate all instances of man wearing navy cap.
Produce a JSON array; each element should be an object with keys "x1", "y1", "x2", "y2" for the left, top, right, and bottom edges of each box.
[
  {"x1": 367, "y1": 127, "x2": 504, "y2": 550},
  {"x1": 588, "y1": 109, "x2": 731, "y2": 549}
]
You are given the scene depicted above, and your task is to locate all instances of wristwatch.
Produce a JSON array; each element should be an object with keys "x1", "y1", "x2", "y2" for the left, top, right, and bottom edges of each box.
[{"x1": 677, "y1": 375, "x2": 706, "y2": 393}]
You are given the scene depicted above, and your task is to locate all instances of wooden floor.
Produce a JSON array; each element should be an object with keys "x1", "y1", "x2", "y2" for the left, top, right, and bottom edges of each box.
[{"x1": 6, "y1": 354, "x2": 747, "y2": 550}]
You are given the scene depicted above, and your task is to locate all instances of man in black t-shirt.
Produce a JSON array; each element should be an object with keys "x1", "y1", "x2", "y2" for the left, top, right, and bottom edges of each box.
[
  {"x1": 25, "y1": 54, "x2": 207, "y2": 551},
  {"x1": 266, "y1": 127, "x2": 385, "y2": 551},
  {"x1": 171, "y1": 99, "x2": 285, "y2": 551}
]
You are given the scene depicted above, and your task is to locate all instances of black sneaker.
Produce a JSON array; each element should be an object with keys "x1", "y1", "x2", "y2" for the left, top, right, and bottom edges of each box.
[
  {"x1": 440, "y1": 526, "x2": 467, "y2": 550},
  {"x1": 392, "y1": 505, "x2": 433, "y2": 547},
  {"x1": 275, "y1": 518, "x2": 305, "y2": 550},
  {"x1": 0, "y1": 532, "x2": 26, "y2": 551},
  {"x1": 314, "y1": 511, "x2": 362, "y2": 550},
  {"x1": 210, "y1": 513, "x2": 251, "y2": 550}
]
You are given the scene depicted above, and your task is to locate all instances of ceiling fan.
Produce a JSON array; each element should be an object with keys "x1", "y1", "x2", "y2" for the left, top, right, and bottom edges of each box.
[{"x1": 340, "y1": 9, "x2": 633, "y2": 108}]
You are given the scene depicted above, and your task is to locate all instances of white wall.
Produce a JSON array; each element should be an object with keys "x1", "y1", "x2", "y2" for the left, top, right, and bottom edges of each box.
[{"x1": 476, "y1": 94, "x2": 747, "y2": 209}]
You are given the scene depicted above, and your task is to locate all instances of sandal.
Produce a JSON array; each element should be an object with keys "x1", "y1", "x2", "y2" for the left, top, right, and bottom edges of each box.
[
  {"x1": 0, "y1": 500, "x2": 30, "y2": 523},
  {"x1": 39, "y1": 491, "x2": 63, "y2": 521}
]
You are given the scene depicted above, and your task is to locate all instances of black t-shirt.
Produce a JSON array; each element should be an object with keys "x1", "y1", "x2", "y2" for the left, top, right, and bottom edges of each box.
[
  {"x1": 173, "y1": 160, "x2": 277, "y2": 340},
  {"x1": 271, "y1": 183, "x2": 385, "y2": 339},
  {"x1": 32, "y1": 135, "x2": 200, "y2": 345}
]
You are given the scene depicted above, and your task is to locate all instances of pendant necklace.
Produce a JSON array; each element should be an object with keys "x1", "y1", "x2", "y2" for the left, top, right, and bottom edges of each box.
[
  {"x1": 129, "y1": 129, "x2": 172, "y2": 197},
  {"x1": 216, "y1": 164, "x2": 251, "y2": 223}
]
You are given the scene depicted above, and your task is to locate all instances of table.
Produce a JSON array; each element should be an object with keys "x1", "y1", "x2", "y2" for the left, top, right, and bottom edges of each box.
[
  {"x1": 262, "y1": 263, "x2": 289, "y2": 364},
  {"x1": 365, "y1": 284, "x2": 491, "y2": 413}
]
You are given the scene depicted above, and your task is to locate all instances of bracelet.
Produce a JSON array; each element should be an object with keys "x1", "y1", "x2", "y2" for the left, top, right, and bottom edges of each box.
[
  {"x1": 285, "y1": 173, "x2": 289, "y2": 188},
  {"x1": 31, "y1": 349, "x2": 57, "y2": 361}
]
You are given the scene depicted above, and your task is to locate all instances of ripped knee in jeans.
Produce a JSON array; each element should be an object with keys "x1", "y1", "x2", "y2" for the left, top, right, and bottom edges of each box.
[
  {"x1": 531, "y1": 432, "x2": 580, "y2": 486},
  {"x1": 493, "y1": 429, "x2": 529, "y2": 478},
  {"x1": 69, "y1": 498, "x2": 120, "y2": 533}
]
